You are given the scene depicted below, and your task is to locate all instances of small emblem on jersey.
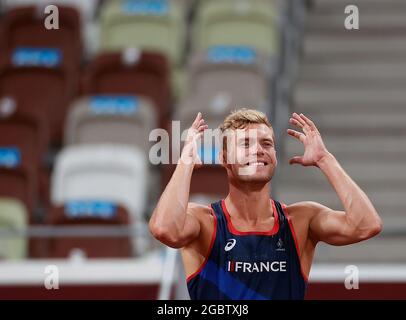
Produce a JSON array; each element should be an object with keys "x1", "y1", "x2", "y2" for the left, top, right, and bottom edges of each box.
[
  {"x1": 225, "y1": 239, "x2": 237, "y2": 251},
  {"x1": 276, "y1": 238, "x2": 285, "y2": 251}
]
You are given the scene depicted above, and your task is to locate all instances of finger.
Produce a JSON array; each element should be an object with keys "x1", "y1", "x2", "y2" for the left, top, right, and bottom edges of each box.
[
  {"x1": 299, "y1": 113, "x2": 316, "y2": 130},
  {"x1": 292, "y1": 112, "x2": 306, "y2": 127},
  {"x1": 198, "y1": 124, "x2": 209, "y2": 132},
  {"x1": 291, "y1": 113, "x2": 310, "y2": 134},
  {"x1": 197, "y1": 118, "x2": 206, "y2": 127},
  {"x1": 192, "y1": 112, "x2": 202, "y2": 128},
  {"x1": 289, "y1": 156, "x2": 303, "y2": 165},
  {"x1": 289, "y1": 117, "x2": 304, "y2": 130},
  {"x1": 287, "y1": 129, "x2": 305, "y2": 142}
]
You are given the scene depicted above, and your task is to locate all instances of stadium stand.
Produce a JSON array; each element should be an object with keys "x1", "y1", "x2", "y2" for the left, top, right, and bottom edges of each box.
[
  {"x1": 64, "y1": 95, "x2": 157, "y2": 153},
  {"x1": 51, "y1": 144, "x2": 148, "y2": 223},
  {"x1": 1, "y1": 0, "x2": 100, "y2": 21},
  {"x1": 81, "y1": 49, "x2": 171, "y2": 129},
  {"x1": 99, "y1": 0, "x2": 185, "y2": 67},
  {"x1": 193, "y1": 0, "x2": 281, "y2": 57},
  {"x1": 0, "y1": 47, "x2": 78, "y2": 144},
  {"x1": 0, "y1": 107, "x2": 49, "y2": 168},
  {"x1": 0, "y1": 5, "x2": 82, "y2": 70},
  {"x1": 47, "y1": 201, "x2": 132, "y2": 258},
  {"x1": 99, "y1": 0, "x2": 186, "y2": 97},
  {"x1": 176, "y1": 46, "x2": 277, "y2": 127}
]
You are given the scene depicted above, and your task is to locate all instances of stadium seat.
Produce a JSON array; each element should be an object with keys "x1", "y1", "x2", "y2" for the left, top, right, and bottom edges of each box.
[
  {"x1": 163, "y1": 162, "x2": 228, "y2": 201},
  {"x1": 51, "y1": 144, "x2": 149, "y2": 222},
  {"x1": 47, "y1": 201, "x2": 132, "y2": 258},
  {"x1": 99, "y1": 0, "x2": 185, "y2": 68},
  {"x1": 64, "y1": 95, "x2": 157, "y2": 154},
  {"x1": 1, "y1": 0, "x2": 101, "y2": 61},
  {"x1": 0, "y1": 164, "x2": 37, "y2": 221},
  {"x1": 2, "y1": 0, "x2": 100, "y2": 22},
  {"x1": 0, "y1": 5, "x2": 82, "y2": 70},
  {"x1": 193, "y1": 0, "x2": 280, "y2": 57},
  {"x1": 0, "y1": 47, "x2": 78, "y2": 144},
  {"x1": 177, "y1": 46, "x2": 276, "y2": 122},
  {"x1": 0, "y1": 99, "x2": 49, "y2": 168},
  {"x1": 0, "y1": 97, "x2": 52, "y2": 210},
  {"x1": 0, "y1": 197, "x2": 27, "y2": 260},
  {"x1": 81, "y1": 49, "x2": 171, "y2": 129},
  {"x1": 190, "y1": 165, "x2": 228, "y2": 198}
]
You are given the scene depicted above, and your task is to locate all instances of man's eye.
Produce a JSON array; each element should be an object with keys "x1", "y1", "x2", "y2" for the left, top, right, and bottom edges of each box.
[{"x1": 239, "y1": 141, "x2": 250, "y2": 147}]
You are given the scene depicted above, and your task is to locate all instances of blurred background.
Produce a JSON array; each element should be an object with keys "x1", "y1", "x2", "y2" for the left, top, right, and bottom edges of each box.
[{"x1": 0, "y1": 0, "x2": 404, "y2": 299}]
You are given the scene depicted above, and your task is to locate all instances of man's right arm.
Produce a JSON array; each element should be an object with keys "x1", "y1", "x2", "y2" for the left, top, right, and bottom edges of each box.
[{"x1": 149, "y1": 113, "x2": 207, "y2": 248}]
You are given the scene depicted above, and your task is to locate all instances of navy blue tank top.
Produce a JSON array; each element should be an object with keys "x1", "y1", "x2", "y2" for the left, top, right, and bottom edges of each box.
[{"x1": 187, "y1": 199, "x2": 307, "y2": 300}]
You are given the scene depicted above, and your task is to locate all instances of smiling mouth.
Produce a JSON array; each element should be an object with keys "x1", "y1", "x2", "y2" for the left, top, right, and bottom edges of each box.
[{"x1": 244, "y1": 161, "x2": 268, "y2": 166}]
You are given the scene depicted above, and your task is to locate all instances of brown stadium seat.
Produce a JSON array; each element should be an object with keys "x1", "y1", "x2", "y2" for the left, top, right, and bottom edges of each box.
[
  {"x1": 0, "y1": 98, "x2": 51, "y2": 210},
  {"x1": 0, "y1": 48, "x2": 78, "y2": 144},
  {"x1": 81, "y1": 50, "x2": 171, "y2": 129},
  {"x1": 47, "y1": 202, "x2": 132, "y2": 258},
  {"x1": 0, "y1": 5, "x2": 82, "y2": 70},
  {"x1": 0, "y1": 104, "x2": 49, "y2": 168},
  {"x1": 163, "y1": 162, "x2": 228, "y2": 201},
  {"x1": 190, "y1": 165, "x2": 229, "y2": 198}
]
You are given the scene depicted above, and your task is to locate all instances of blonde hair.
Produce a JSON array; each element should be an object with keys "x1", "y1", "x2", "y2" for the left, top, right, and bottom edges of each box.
[
  {"x1": 219, "y1": 108, "x2": 275, "y2": 153},
  {"x1": 219, "y1": 108, "x2": 273, "y2": 132}
]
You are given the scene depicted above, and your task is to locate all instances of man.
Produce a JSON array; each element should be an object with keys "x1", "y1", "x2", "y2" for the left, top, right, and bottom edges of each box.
[{"x1": 149, "y1": 109, "x2": 382, "y2": 300}]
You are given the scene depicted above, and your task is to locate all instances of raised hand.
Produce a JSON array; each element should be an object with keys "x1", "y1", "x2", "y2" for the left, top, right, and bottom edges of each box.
[
  {"x1": 180, "y1": 112, "x2": 208, "y2": 167},
  {"x1": 287, "y1": 112, "x2": 330, "y2": 167}
]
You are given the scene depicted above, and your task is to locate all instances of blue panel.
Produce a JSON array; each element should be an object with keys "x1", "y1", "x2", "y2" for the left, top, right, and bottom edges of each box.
[
  {"x1": 90, "y1": 95, "x2": 139, "y2": 115},
  {"x1": 12, "y1": 47, "x2": 62, "y2": 67},
  {"x1": 122, "y1": 0, "x2": 169, "y2": 16},
  {"x1": 0, "y1": 147, "x2": 21, "y2": 168},
  {"x1": 65, "y1": 201, "x2": 118, "y2": 219},
  {"x1": 207, "y1": 46, "x2": 257, "y2": 64}
]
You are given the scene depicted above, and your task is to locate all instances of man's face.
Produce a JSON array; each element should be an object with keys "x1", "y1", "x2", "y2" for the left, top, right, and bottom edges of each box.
[{"x1": 222, "y1": 123, "x2": 277, "y2": 183}]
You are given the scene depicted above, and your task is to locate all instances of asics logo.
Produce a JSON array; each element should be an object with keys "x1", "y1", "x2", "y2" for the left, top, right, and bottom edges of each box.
[{"x1": 225, "y1": 239, "x2": 237, "y2": 251}]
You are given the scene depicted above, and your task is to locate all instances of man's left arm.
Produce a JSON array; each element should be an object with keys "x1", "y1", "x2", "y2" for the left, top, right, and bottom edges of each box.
[{"x1": 288, "y1": 113, "x2": 383, "y2": 245}]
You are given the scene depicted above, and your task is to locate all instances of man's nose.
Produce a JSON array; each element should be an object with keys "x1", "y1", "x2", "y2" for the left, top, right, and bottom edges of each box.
[{"x1": 252, "y1": 142, "x2": 265, "y2": 155}]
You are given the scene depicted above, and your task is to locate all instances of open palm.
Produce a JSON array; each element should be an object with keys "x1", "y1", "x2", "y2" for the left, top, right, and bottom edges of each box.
[{"x1": 287, "y1": 113, "x2": 330, "y2": 167}]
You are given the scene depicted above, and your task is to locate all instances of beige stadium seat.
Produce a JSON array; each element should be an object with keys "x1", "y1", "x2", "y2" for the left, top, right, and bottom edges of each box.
[{"x1": 64, "y1": 95, "x2": 157, "y2": 154}]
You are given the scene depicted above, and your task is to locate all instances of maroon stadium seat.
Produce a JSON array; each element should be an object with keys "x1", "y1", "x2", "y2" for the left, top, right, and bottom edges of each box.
[
  {"x1": 0, "y1": 108, "x2": 49, "y2": 168},
  {"x1": 0, "y1": 102, "x2": 51, "y2": 209},
  {"x1": 82, "y1": 50, "x2": 171, "y2": 129},
  {"x1": 0, "y1": 48, "x2": 78, "y2": 144},
  {"x1": 47, "y1": 202, "x2": 132, "y2": 258},
  {"x1": 0, "y1": 5, "x2": 82, "y2": 70}
]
